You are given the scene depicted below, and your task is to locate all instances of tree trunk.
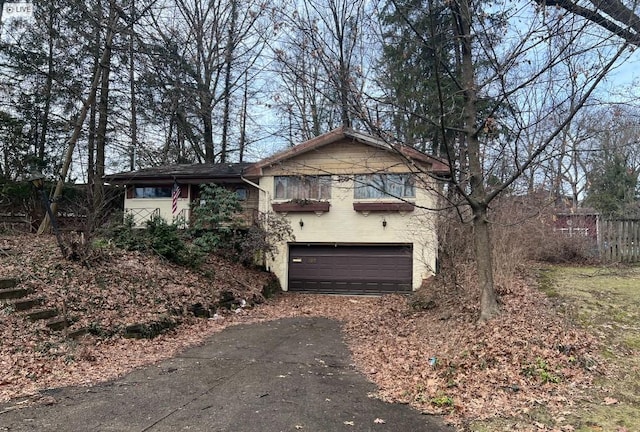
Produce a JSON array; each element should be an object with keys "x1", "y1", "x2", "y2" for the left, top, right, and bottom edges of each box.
[
  {"x1": 201, "y1": 89, "x2": 215, "y2": 162},
  {"x1": 202, "y1": 110, "x2": 214, "y2": 162},
  {"x1": 94, "y1": 5, "x2": 113, "y2": 212},
  {"x1": 331, "y1": 5, "x2": 351, "y2": 128},
  {"x1": 220, "y1": 0, "x2": 238, "y2": 163},
  {"x1": 472, "y1": 204, "x2": 499, "y2": 322},
  {"x1": 239, "y1": 72, "x2": 248, "y2": 162},
  {"x1": 535, "y1": 0, "x2": 640, "y2": 46},
  {"x1": 38, "y1": 1, "x2": 56, "y2": 162},
  {"x1": 454, "y1": 0, "x2": 499, "y2": 321},
  {"x1": 38, "y1": 8, "x2": 118, "y2": 234},
  {"x1": 87, "y1": 12, "x2": 101, "y2": 210},
  {"x1": 87, "y1": 101, "x2": 96, "y2": 210},
  {"x1": 129, "y1": 0, "x2": 138, "y2": 171}
]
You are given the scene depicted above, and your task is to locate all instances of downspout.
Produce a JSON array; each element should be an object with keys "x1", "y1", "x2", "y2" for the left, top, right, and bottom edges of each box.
[
  {"x1": 240, "y1": 174, "x2": 270, "y2": 213},
  {"x1": 240, "y1": 171, "x2": 272, "y2": 270}
]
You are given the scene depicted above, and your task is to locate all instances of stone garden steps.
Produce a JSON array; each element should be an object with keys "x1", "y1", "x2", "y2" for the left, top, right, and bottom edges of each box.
[
  {"x1": 0, "y1": 276, "x2": 82, "y2": 338},
  {"x1": 7, "y1": 297, "x2": 44, "y2": 311},
  {"x1": 0, "y1": 286, "x2": 30, "y2": 300}
]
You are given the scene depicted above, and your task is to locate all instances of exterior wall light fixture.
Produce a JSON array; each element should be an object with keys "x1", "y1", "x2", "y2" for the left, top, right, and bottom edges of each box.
[{"x1": 299, "y1": 219, "x2": 304, "y2": 228}]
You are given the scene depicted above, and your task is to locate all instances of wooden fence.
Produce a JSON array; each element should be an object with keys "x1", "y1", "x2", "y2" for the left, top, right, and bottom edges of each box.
[
  {"x1": 598, "y1": 219, "x2": 640, "y2": 263},
  {"x1": 0, "y1": 213, "x2": 33, "y2": 232}
]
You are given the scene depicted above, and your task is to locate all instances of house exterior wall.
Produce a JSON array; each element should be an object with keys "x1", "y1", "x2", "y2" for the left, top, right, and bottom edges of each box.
[
  {"x1": 123, "y1": 183, "x2": 259, "y2": 227},
  {"x1": 259, "y1": 140, "x2": 440, "y2": 291},
  {"x1": 262, "y1": 141, "x2": 419, "y2": 176},
  {"x1": 124, "y1": 186, "x2": 191, "y2": 226}
]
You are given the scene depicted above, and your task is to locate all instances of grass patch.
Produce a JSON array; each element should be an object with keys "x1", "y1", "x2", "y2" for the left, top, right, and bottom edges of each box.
[
  {"x1": 430, "y1": 394, "x2": 454, "y2": 408},
  {"x1": 624, "y1": 336, "x2": 640, "y2": 351},
  {"x1": 548, "y1": 266, "x2": 640, "y2": 430},
  {"x1": 472, "y1": 264, "x2": 640, "y2": 431},
  {"x1": 535, "y1": 267, "x2": 560, "y2": 297},
  {"x1": 521, "y1": 357, "x2": 561, "y2": 384},
  {"x1": 568, "y1": 403, "x2": 640, "y2": 432}
]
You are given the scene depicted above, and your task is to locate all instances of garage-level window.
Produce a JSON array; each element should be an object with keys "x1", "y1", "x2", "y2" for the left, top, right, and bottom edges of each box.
[
  {"x1": 134, "y1": 186, "x2": 173, "y2": 198},
  {"x1": 354, "y1": 174, "x2": 415, "y2": 199},
  {"x1": 274, "y1": 176, "x2": 331, "y2": 200}
]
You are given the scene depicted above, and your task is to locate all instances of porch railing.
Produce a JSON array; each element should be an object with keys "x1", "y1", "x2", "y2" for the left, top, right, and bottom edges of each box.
[
  {"x1": 124, "y1": 208, "x2": 160, "y2": 227},
  {"x1": 124, "y1": 207, "x2": 258, "y2": 229},
  {"x1": 173, "y1": 208, "x2": 190, "y2": 229}
]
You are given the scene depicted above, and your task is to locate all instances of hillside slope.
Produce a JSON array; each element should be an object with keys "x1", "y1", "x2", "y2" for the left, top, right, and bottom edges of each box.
[{"x1": 0, "y1": 234, "x2": 274, "y2": 401}]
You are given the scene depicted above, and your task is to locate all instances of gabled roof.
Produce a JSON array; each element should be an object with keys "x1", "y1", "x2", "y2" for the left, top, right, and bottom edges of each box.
[
  {"x1": 104, "y1": 162, "x2": 254, "y2": 185},
  {"x1": 242, "y1": 127, "x2": 449, "y2": 177},
  {"x1": 104, "y1": 128, "x2": 450, "y2": 184}
]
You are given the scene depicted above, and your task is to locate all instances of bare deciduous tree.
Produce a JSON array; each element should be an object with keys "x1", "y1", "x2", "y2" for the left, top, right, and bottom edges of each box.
[
  {"x1": 271, "y1": 0, "x2": 373, "y2": 144},
  {"x1": 374, "y1": 0, "x2": 636, "y2": 321},
  {"x1": 138, "y1": 0, "x2": 270, "y2": 163}
]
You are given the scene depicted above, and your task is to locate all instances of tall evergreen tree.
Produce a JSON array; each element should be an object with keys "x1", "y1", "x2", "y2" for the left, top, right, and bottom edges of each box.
[
  {"x1": 378, "y1": 0, "x2": 462, "y2": 154},
  {"x1": 0, "y1": 0, "x2": 72, "y2": 178},
  {"x1": 585, "y1": 154, "x2": 638, "y2": 217}
]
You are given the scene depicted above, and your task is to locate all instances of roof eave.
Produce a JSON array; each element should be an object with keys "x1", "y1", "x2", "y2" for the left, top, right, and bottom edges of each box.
[
  {"x1": 104, "y1": 175, "x2": 250, "y2": 185},
  {"x1": 103, "y1": 162, "x2": 258, "y2": 184},
  {"x1": 245, "y1": 127, "x2": 451, "y2": 176}
]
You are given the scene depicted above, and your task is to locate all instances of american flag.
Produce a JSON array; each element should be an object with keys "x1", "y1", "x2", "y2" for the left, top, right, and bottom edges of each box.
[{"x1": 171, "y1": 181, "x2": 181, "y2": 215}]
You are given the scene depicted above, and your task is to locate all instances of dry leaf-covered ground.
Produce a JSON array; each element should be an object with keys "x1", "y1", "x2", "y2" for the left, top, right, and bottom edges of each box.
[{"x1": 0, "y1": 234, "x2": 600, "y2": 430}]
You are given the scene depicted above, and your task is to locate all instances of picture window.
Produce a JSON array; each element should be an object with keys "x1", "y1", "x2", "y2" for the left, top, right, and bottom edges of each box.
[
  {"x1": 354, "y1": 174, "x2": 415, "y2": 199},
  {"x1": 274, "y1": 176, "x2": 331, "y2": 200}
]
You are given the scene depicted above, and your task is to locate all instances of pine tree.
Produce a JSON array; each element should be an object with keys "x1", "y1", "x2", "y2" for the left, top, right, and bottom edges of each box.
[
  {"x1": 586, "y1": 154, "x2": 639, "y2": 218},
  {"x1": 378, "y1": 0, "x2": 462, "y2": 154}
]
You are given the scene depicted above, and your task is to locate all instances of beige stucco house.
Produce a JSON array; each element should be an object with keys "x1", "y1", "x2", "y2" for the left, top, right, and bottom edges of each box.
[{"x1": 105, "y1": 128, "x2": 448, "y2": 294}]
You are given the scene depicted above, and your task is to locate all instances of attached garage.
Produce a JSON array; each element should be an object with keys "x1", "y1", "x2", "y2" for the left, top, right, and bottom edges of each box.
[{"x1": 287, "y1": 244, "x2": 413, "y2": 294}]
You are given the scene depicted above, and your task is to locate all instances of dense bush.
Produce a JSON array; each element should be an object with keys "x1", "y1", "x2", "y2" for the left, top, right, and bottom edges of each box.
[
  {"x1": 105, "y1": 185, "x2": 293, "y2": 269},
  {"x1": 229, "y1": 212, "x2": 294, "y2": 265},
  {"x1": 107, "y1": 214, "x2": 202, "y2": 267},
  {"x1": 106, "y1": 184, "x2": 240, "y2": 266},
  {"x1": 189, "y1": 184, "x2": 242, "y2": 252},
  {"x1": 490, "y1": 197, "x2": 596, "y2": 267},
  {"x1": 188, "y1": 184, "x2": 294, "y2": 266},
  {"x1": 437, "y1": 195, "x2": 597, "y2": 291},
  {"x1": 529, "y1": 234, "x2": 595, "y2": 264}
]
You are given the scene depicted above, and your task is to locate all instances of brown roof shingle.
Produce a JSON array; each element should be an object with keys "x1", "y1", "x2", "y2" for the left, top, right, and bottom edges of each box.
[{"x1": 104, "y1": 162, "x2": 255, "y2": 184}]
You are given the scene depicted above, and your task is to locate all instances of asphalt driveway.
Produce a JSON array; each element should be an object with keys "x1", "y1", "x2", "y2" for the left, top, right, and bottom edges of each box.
[{"x1": 0, "y1": 317, "x2": 454, "y2": 431}]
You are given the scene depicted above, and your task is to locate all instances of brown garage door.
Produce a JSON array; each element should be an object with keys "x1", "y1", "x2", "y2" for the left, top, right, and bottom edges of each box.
[{"x1": 288, "y1": 244, "x2": 413, "y2": 294}]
